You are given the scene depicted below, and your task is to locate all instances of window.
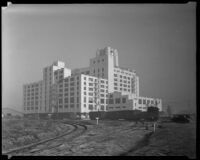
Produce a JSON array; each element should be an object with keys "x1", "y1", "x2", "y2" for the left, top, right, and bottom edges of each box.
[
  {"x1": 65, "y1": 88, "x2": 68, "y2": 92},
  {"x1": 59, "y1": 105, "x2": 62, "y2": 109},
  {"x1": 70, "y1": 104, "x2": 74, "y2": 108},
  {"x1": 84, "y1": 104, "x2": 86, "y2": 108},
  {"x1": 89, "y1": 92, "x2": 93, "y2": 96},
  {"x1": 70, "y1": 82, "x2": 74, "y2": 86},
  {"x1": 65, "y1": 98, "x2": 68, "y2": 103},
  {"x1": 114, "y1": 87, "x2": 118, "y2": 90},
  {"x1": 101, "y1": 80, "x2": 104, "y2": 83},
  {"x1": 114, "y1": 74, "x2": 117, "y2": 77},
  {"x1": 100, "y1": 89, "x2": 104, "y2": 92},
  {"x1": 64, "y1": 105, "x2": 68, "y2": 108},
  {"x1": 122, "y1": 98, "x2": 126, "y2": 103},
  {"x1": 70, "y1": 77, "x2": 74, "y2": 81},
  {"x1": 100, "y1": 94, "x2": 104, "y2": 97},
  {"x1": 65, "y1": 78, "x2": 69, "y2": 82},
  {"x1": 139, "y1": 99, "x2": 142, "y2": 104},
  {"x1": 59, "y1": 75, "x2": 63, "y2": 79},
  {"x1": 77, "y1": 97, "x2": 79, "y2": 103},
  {"x1": 115, "y1": 98, "x2": 121, "y2": 104},
  {"x1": 101, "y1": 99, "x2": 104, "y2": 103},
  {"x1": 114, "y1": 83, "x2": 117, "y2": 86},
  {"x1": 89, "y1": 105, "x2": 93, "y2": 110},
  {"x1": 89, "y1": 97, "x2": 93, "y2": 103},
  {"x1": 77, "y1": 104, "x2": 79, "y2": 108},
  {"x1": 100, "y1": 85, "x2": 104, "y2": 88},
  {"x1": 65, "y1": 83, "x2": 68, "y2": 87},
  {"x1": 102, "y1": 59, "x2": 104, "y2": 62},
  {"x1": 84, "y1": 87, "x2": 86, "y2": 90},
  {"x1": 70, "y1": 97, "x2": 74, "y2": 103},
  {"x1": 93, "y1": 61, "x2": 95, "y2": 64},
  {"x1": 84, "y1": 92, "x2": 86, "y2": 95},
  {"x1": 100, "y1": 105, "x2": 104, "y2": 110},
  {"x1": 84, "y1": 97, "x2": 86, "y2": 103},
  {"x1": 143, "y1": 99, "x2": 146, "y2": 104},
  {"x1": 59, "y1": 99, "x2": 62, "y2": 104},
  {"x1": 89, "y1": 78, "x2": 93, "y2": 81},
  {"x1": 89, "y1": 83, "x2": 93, "y2": 86},
  {"x1": 114, "y1": 78, "x2": 117, "y2": 81},
  {"x1": 89, "y1": 88, "x2": 93, "y2": 91},
  {"x1": 70, "y1": 87, "x2": 74, "y2": 91}
]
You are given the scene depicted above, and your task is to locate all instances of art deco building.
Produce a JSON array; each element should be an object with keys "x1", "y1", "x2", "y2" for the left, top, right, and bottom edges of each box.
[{"x1": 23, "y1": 47, "x2": 162, "y2": 117}]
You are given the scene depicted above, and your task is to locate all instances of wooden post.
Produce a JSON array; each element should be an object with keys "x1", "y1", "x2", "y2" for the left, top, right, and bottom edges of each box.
[{"x1": 96, "y1": 117, "x2": 99, "y2": 125}]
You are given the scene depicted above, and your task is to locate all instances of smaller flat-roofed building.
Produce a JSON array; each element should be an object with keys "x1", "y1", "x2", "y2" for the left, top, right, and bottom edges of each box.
[{"x1": 107, "y1": 92, "x2": 162, "y2": 112}]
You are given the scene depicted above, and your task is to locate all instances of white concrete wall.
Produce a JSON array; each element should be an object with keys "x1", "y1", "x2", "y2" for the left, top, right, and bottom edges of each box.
[{"x1": 53, "y1": 74, "x2": 108, "y2": 114}]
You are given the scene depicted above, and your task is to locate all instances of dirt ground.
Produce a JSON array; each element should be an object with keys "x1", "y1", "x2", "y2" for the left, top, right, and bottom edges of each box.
[
  {"x1": 123, "y1": 122, "x2": 196, "y2": 158},
  {"x1": 2, "y1": 119, "x2": 71, "y2": 151},
  {"x1": 2, "y1": 119, "x2": 196, "y2": 157}
]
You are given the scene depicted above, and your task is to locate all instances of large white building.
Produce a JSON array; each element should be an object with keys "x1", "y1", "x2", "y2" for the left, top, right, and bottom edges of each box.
[{"x1": 23, "y1": 47, "x2": 162, "y2": 117}]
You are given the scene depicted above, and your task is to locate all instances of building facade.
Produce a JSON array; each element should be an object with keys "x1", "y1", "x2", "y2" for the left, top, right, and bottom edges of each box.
[
  {"x1": 23, "y1": 47, "x2": 162, "y2": 116},
  {"x1": 107, "y1": 92, "x2": 162, "y2": 112}
]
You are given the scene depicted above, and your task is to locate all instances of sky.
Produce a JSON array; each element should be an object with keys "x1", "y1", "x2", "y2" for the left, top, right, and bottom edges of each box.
[{"x1": 2, "y1": 3, "x2": 196, "y2": 114}]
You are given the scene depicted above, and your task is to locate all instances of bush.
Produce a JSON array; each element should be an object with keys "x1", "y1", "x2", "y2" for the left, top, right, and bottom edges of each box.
[
  {"x1": 146, "y1": 106, "x2": 159, "y2": 121},
  {"x1": 171, "y1": 115, "x2": 190, "y2": 123},
  {"x1": 89, "y1": 111, "x2": 106, "y2": 120},
  {"x1": 89, "y1": 110, "x2": 144, "y2": 121}
]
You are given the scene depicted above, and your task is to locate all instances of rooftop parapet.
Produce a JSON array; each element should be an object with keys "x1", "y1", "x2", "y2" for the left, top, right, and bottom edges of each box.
[
  {"x1": 52, "y1": 61, "x2": 65, "y2": 67},
  {"x1": 96, "y1": 46, "x2": 118, "y2": 56}
]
